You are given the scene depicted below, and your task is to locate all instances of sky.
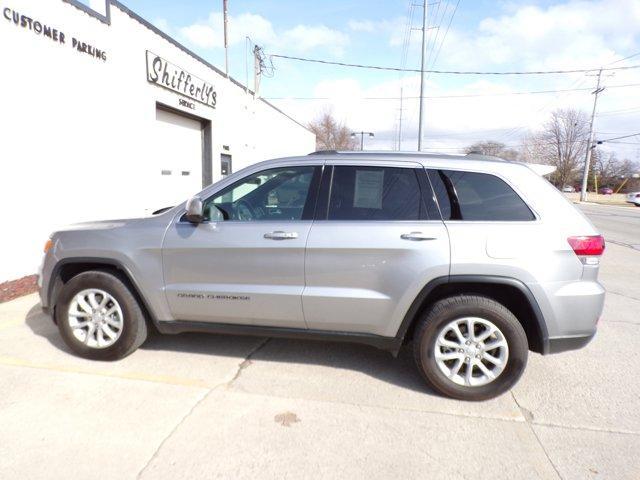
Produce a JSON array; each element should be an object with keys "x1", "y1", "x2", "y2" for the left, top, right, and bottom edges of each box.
[{"x1": 90, "y1": 0, "x2": 640, "y2": 160}]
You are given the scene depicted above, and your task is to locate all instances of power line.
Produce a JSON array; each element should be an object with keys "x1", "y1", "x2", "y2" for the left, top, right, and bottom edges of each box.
[
  {"x1": 423, "y1": 1, "x2": 443, "y2": 70},
  {"x1": 427, "y1": 0, "x2": 461, "y2": 76},
  {"x1": 597, "y1": 108, "x2": 640, "y2": 117},
  {"x1": 600, "y1": 132, "x2": 640, "y2": 142},
  {"x1": 608, "y1": 51, "x2": 640, "y2": 65},
  {"x1": 263, "y1": 83, "x2": 640, "y2": 101},
  {"x1": 498, "y1": 74, "x2": 593, "y2": 144},
  {"x1": 269, "y1": 53, "x2": 640, "y2": 75},
  {"x1": 397, "y1": 0, "x2": 417, "y2": 150}
]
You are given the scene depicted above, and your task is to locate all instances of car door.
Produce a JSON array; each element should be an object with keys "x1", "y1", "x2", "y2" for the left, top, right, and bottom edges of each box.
[
  {"x1": 302, "y1": 161, "x2": 450, "y2": 338},
  {"x1": 162, "y1": 161, "x2": 322, "y2": 327}
]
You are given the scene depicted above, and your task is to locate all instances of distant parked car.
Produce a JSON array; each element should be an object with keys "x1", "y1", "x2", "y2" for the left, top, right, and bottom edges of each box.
[
  {"x1": 561, "y1": 185, "x2": 575, "y2": 193},
  {"x1": 626, "y1": 192, "x2": 640, "y2": 206},
  {"x1": 599, "y1": 187, "x2": 614, "y2": 195}
]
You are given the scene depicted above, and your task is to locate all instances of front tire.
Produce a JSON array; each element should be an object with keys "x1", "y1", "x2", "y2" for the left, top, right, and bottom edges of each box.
[
  {"x1": 413, "y1": 295, "x2": 528, "y2": 401},
  {"x1": 55, "y1": 271, "x2": 148, "y2": 360}
]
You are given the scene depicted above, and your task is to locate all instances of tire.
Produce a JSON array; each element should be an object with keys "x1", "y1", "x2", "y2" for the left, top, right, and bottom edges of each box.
[
  {"x1": 55, "y1": 270, "x2": 148, "y2": 360},
  {"x1": 413, "y1": 295, "x2": 528, "y2": 401}
]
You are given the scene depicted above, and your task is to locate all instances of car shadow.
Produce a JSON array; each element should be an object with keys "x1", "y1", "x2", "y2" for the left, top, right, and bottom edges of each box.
[{"x1": 25, "y1": 303, "x2": 439, "y2": 397}]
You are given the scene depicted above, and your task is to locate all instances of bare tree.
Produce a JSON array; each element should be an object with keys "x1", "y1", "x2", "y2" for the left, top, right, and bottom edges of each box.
[
  {"x1": 465, "y1": 140, "x2": 518, "y2": 160},
  {"x1": 307, "y1": 111, "x2": 358, "y2": 151},
  {"x1": 521, "y1": 109, "x2": 590, "y2": 187},
  {"x1": 594, "y1": 150, "x2": 640, "y2": 190}
]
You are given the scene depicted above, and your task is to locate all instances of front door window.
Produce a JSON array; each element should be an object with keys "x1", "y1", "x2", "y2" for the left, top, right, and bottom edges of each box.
[{"x1": 203, "y1": 166, "x2": 319, "y2": 221}]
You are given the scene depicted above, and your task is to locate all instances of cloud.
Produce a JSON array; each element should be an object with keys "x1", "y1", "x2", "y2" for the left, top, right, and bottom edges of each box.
[
  {"x1": 174, "y1": 0, "x2": 640, "y2": 159},
  {"x1": 282, "y1": 25, "x2": 349, "y2": 56},
  {"x1": 179, "y1": 11, "x2": 348, "y2": 55},
  {"x1": 180, "y1": 24, "x2": 219, "y2": 49},
  {"x1": 152, "y1": 18, "x2": 170, "y2": 33},
  {"x1": 180, "y1": 12, "x2": 276, "y2": 49},
  {"x1": 277, "y1": 0, "x2": 638, "y2": 157},
  {"x1": 279, "y1": 0, "x2": 640, "y2": 160},
  {"x1": 347, "y1": 20, "x2": 376, "y2": 32},
  {"x1": 346, "y1": 17, "x2": 407, "y2": 45},
  {"x1": 436, "y1": 0, "x2": 640, "y2": 71}
]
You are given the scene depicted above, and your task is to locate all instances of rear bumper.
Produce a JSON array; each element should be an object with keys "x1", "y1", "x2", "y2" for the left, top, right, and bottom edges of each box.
[
  {"x1": 528, "y1": 277, "x2": 604, "y2": 355},
  {"x1": 547, "y1": 333, "x2": 596, "y2": 354}
]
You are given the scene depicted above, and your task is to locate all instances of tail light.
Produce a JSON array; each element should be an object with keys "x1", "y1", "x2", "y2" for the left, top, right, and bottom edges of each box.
[{"x1": 567, "y1": 236, "x2": 605, "y2": 263}]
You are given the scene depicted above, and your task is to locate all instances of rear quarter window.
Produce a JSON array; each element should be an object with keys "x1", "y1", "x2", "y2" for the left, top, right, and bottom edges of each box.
[{"x1": 429, "y1": 169, "x2": 535, "y2": 221}]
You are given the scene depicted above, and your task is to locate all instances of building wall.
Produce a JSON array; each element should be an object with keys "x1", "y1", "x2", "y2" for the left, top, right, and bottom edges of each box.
[{"x1": 0, "y1": 0, "x2": 315, "y2": 282}]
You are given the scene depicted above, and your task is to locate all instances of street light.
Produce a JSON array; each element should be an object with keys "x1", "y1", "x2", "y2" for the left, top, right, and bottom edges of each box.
[{"x1": 351, "y1": 131, "x2": 374, "y2": 151}]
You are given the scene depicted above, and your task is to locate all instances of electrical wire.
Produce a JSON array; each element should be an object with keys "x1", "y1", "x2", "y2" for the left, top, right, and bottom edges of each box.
[
  {"x1": 269, "y1": 54, "x2": 640, "y2": 75},
  {"x1": 600, "y1": 132, "x2": 640, "y2": 142},
  {"x1": 597, "y1": 109, "x2": 640, "y2": 117},
  {"x1": 427, "y1": 0, "x2": 461, "y2": 77},
  {"x1": 607, "y1": 51, "x2": 640, "y2": 65},
  {"x1": 262, "y1": 83, "x2": 640, "y2": 101}
]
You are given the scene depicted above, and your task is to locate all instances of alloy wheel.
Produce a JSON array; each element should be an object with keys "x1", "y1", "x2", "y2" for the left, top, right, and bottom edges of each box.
[
  {"x1": 67, "y1": 289, "x2": 124, "y2": 349},
  {"x1": 434, "y1": 317, "x2": 509, "y2": 387}
]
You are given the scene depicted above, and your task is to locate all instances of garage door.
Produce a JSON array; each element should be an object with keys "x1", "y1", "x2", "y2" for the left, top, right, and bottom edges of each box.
[{"x1": 150, "y1": 107, "x2": 203, "y2": 211}]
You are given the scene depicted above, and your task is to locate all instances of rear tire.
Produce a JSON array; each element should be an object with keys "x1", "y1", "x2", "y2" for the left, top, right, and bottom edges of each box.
[
  {"x1": 55, "y1": 271, "x2": 148, "y2": 360},
  {"x1": 413, "y1": 295, "x2": 528, "y2": 401}
]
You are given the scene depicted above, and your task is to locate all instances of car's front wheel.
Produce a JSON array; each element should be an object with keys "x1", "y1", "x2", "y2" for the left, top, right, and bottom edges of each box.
[
  {"x1": 413, "y1": 295, "x2": 528, "y2": 401},
  {"x1": 55, "y1": 270, "x2": 148, "y2": 360}
]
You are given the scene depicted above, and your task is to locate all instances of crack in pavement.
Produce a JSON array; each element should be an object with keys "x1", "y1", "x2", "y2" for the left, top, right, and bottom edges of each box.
[
  {"x1": 511, "y1": 391, "x2": 564, "y2": 480},
  {"x1": 135, "y1": 337, "x2": 270, "y2": 479},
  {"x1": 605, "y1": 290, "x2": 640, "y2": 303},
  {"x1": 226, "y1": 337, "x2": 270, "y2": 387},
  {"x1": 605, "y1": 239, "x2": 640, "y2": 251},
  {"x1": 135, "y1": 387, "x2": 211, "y2": 480}
]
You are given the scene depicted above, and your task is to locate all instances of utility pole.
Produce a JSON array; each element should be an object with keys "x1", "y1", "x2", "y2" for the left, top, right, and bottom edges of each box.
[
  {"x1": 580, "y1": 69, "x2": 605, "y2": 202},
  {"x1": 253, "y1": 45, "x2": 261, "y2": 99},
  {"x1": 398, "y1": 86, "x2": 404, "y2": 150},
  {"x1": 223, "y1": 0, "x2": 229, "y2": 77},
  {"x1": 417, "y1": 0, "x2": 428, "y2": 151},
  {"x1": 245, "y1": 36, "x2": 250, "y2": 93}
]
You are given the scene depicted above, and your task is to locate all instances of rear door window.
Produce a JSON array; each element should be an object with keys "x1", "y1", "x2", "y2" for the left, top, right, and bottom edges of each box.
[
  {"x1": 428, "y1": 169, "x2": 534, "y2": 221},
  {"x1": 327, "y1": 166, "x2": 425, "y2": 221}
]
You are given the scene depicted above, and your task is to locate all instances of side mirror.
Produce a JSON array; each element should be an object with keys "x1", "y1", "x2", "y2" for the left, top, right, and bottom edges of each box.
[{"x1": 185, "y1": 196, "x2": 204, "y2": 224}]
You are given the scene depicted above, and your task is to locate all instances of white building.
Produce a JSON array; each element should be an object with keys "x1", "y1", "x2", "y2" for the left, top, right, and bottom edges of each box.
[{"x1": 0, "y1": 0, "x2": 315, "y2": 282}]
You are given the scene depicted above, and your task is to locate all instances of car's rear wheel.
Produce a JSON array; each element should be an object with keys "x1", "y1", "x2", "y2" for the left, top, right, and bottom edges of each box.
[
  {"x1": 413, "y1": 295, "x2": 528, "y2": 401},
  {"x1": 55, "y1": 270, "x2": 148, "y2": 360}
]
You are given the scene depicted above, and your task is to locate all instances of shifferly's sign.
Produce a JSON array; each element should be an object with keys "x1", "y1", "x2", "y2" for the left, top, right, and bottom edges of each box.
[{"x1": 146, "y1": 51, "x2": 217, "y2": 109}]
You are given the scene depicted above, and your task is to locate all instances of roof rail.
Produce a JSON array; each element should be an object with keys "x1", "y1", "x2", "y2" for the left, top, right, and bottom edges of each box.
[
  {"x1": 465, "y1": 152, "x2": 507, "y2": 161},
  {"x1": 308, "y1": 150, "x2": 338, "y2": 155}
]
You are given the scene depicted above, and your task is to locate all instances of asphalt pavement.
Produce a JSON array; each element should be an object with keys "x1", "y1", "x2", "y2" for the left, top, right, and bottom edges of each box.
[
  {"x1": 577, "y1": 202, "x2": 640, "y2": 250},
  {"x1": 0, "y1": 203, "x2": 638, "y2": 479}
]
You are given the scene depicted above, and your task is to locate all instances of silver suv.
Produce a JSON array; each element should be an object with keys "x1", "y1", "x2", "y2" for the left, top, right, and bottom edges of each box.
[{"x1": 39, "y1": 152, "x2": 605, "y2": 400}]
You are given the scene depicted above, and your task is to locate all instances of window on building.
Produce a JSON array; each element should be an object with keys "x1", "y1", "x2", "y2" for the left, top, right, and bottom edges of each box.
[
  {"x1": 430, "y1": 169, "x2": 534, "y2": 221},
  {"x1": 327, "y1": 166, "x2": 423, "y2": 221},
  {"x1": 221, "y1": 154, "x2": 232, "y2": 177},
  {"x1": 204, "y1": 166, "x2": 318, "y2": 221}
]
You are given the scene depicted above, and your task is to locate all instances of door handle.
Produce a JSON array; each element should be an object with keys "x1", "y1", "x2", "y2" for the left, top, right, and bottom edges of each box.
[
  {"x1": 400, "y1": 232, "x2": 436, "y2": 241},
  {"x1": 264, "y1": 231, "x2": 298, "y2": 240}
]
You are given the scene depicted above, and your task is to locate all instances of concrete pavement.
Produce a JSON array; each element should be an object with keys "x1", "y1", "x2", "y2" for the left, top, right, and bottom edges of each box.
[{"x1": 1, "y1": 206, "x2": 639, "y2": 479}]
